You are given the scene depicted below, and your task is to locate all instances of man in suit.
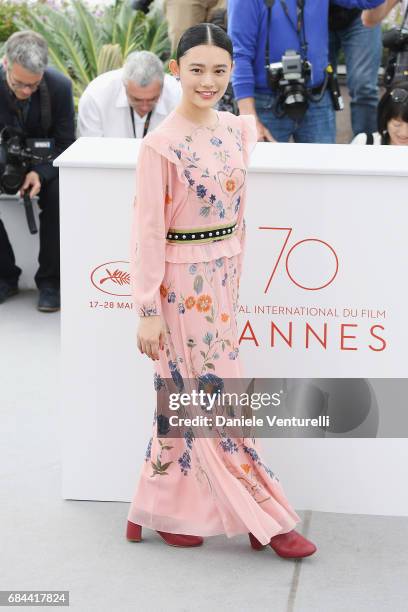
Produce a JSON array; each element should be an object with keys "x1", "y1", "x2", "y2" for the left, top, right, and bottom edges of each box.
[{"x1": 0, "y1": 30, "x2": 75, "y2": 311}]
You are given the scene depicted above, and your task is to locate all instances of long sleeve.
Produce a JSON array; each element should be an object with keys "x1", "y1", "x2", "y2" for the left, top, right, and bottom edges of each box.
[
  {"x1": 130, "y1": 140, "x2": 168, "y2": 317},
  {"x1": 227, "y1": 0, "x2": 260, "y2": 101},
  {"x1": 237, "y1": 114, "x2": 258, "y2": 280}
]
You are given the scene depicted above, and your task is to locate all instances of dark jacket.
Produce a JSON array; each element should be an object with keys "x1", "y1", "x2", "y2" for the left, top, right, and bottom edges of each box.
[{"x1": 0, "y1": 65, "x2": 76, "y2": 184}]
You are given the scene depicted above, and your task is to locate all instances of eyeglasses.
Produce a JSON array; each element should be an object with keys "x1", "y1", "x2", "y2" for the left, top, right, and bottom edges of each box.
[
  {"x1": 390, "y1": 88, "x2": 408, "y2": 104},
  {"x1": 7, "y1": 68, "x2": 42, "y2": 91}
]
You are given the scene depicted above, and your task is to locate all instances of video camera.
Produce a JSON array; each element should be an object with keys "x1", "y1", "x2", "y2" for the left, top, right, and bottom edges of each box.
[
  {"x1": 383, "y1": 25, "x2": 408, "y2": 89},
  {"x1": 0, "y1": 127, "x2": 54, "y2": 234}
]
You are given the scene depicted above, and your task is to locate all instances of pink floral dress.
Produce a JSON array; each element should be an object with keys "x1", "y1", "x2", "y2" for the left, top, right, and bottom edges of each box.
[{"x1": 127, "y1": 108, "x2": 301, "y2": 544}]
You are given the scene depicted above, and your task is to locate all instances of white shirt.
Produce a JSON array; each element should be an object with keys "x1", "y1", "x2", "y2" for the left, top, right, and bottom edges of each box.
[
  {"x1": 351, "y1": 132, "x2": 382, "y2": 145},
  {"x1": 77, "y1": 68, "x2": 182, "y2": 138}
]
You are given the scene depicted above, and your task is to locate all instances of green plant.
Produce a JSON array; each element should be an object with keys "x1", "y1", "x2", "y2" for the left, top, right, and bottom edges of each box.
[
  {"x1": 13, "y1": 0, "x2": 171, "y2": 103},
  {"x1": 0, "y1": 0, "x2": 30, "y2": 43}
]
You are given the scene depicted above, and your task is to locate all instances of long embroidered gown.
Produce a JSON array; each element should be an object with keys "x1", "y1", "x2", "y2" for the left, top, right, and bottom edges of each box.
[{"x1": 127, "y1": 108, "x2": 301, "y2": 545}]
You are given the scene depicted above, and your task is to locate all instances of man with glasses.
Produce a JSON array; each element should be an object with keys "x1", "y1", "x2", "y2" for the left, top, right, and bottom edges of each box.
[
  {"x1": 0, "y1": 30, "x2": 75, "y2": 311},
  {"x1": 77, "y1": 51, "x2": 182, "y2": 138}
]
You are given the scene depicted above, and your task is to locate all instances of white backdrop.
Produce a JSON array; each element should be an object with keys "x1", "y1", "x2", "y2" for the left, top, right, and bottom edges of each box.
[{"x1": 54, "y1": 137, "x2": 408, "y2": 516}]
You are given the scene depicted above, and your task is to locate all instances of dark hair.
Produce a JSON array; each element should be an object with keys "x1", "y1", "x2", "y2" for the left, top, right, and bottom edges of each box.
[
  {"x1": 176, "y1": 23, "x2": 233, "y2": 64},
  {"x1": 378, "y1": 81, "x2": 408, "y2": 144}
]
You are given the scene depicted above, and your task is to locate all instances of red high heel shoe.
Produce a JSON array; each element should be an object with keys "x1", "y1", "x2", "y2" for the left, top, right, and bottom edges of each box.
[
  {"x1": 248, "y1": 529, "x2": 316, "y2": 559},
  {"x1": 126, "y1": 521, "x2": 203, "y2": 547}
]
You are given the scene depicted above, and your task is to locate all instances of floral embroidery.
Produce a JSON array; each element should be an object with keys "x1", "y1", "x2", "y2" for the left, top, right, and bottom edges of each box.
[
  {"x1": 185, "y1": 296, "x2": 196, "y2": 309},
  {"x1": 165, "y1": 185, "x2": 172, "y2": 205},
  {"x1": 203, "y1": 331, "x2": 213, "y2": 346},
  {"x1": 154, "y1": 372, "x2": 165, "y2": 391},
  {"x1": 218, "y1": 168, "x2": 246, "y2": 199},
  {"x1": 184, "y1": 168, "x2": 195, "y2": 186},
  {"x1": 139, "y1": 303, "x2": 159, "y2": 316},
  {"x1": 228, "y1": 347, "x2": 239, "y2": 360},
  {"x1": 157, "y1": 415, "x2": 170, "y2": 436},
  {"x1": 196, "y1": 184, "x2": 207, "y2": 199},
  {"x1": 178, "y1": 450, "x2": 191, "y2": 476},
  {"x1": 137, "y1": 120, "x2": 282, "y2": 499},
  {"x1": 150, "y1": 439, "x2": 174, "y2": 477},
  {"x1": 144, "y1": 437, "x2": 152, "y2": 461},
  {"x1": 226, "y1": 179, "x2": 236, "y2": 192},
  {"x1": 184, "y1": 430, "x2": 195, "y2": 450},
  {"x1": 196, "y1": 294, "x2": 212, "y2": 312},
  {"x1": 242, "y1": 444, "x2": 279, "y2": 481},
  {"x1": 197, "y1": 373, "x2": 224, "y2": 404},
  {"x1": 210, "y1": 136, "x2": 222, "y2": 146},
  {"x1": 168, "y1": 124, "x2": 246, "y2": 222},
  {"x1": 168, "y1": 359, "x2": 184, "y2": 392},
  {"x1": 219, "y1": 437, "x2": 239, "y2": 454}
]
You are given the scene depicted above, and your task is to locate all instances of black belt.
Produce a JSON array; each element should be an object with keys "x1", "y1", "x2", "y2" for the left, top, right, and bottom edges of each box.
[{"x1": 166, "y1": 221, "x2": 237, "y2": 244}]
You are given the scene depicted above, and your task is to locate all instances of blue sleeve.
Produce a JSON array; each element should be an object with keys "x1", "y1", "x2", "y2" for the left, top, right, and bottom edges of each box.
[
  {"x1": 330, "y1": 0, "x2": 385, "y2": 8},
  {"x1": 227, "y1": 0, "x2": 260, "y2": 101}
]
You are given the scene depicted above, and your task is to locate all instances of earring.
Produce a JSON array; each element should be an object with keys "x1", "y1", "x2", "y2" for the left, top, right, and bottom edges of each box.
[{"x1": 176, "y1": 76, "x2": 180, "y2": 81}]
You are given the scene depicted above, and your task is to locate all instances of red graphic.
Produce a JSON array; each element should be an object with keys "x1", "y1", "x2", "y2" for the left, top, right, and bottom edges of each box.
[
  {"x1": 90, "y1": 261, "x2": 131, "y2": 296},
  {"x1": 260, "y1": 227, "x2": 339, "y2": 292}
]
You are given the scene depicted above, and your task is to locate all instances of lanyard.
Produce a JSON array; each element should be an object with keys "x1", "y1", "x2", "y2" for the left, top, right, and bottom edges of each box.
[
  {"x1": 264, "y1": 0, "x2": 309, "y2": 76},
  {"x1": 279, "y1": 0, "x2": 308, "y2": 59},
  {"x1": 129, "y1": 107, "x2": 152, "y2": 138}
]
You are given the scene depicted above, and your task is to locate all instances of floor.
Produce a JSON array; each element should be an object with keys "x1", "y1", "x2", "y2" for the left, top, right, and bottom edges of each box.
[{"x1": 1, "y1": 289, "x2": 407, "y2": 612}]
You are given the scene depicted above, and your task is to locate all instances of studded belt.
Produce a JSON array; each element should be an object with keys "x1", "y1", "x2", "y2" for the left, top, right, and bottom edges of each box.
[{"x1": 166, "y1": 221, "x2": 237, "y2": 244}]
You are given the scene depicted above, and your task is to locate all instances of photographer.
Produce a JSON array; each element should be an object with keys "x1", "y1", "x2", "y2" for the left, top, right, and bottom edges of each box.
[
  {"x1": 0, "y1": 30, "x2": 75, "y2": 311},
  {"x1": 363, "y1": 1, "x2": 408, "y2": 89},
  {"x1": 329, "y1": 6, "x2": 382, "y2": 137},
  {"x1": 78, "y1": 51, "x2": 181, "y2": 138},
  {"x1": 227, "y1": 0, "x2": 385, "y2": 144}
]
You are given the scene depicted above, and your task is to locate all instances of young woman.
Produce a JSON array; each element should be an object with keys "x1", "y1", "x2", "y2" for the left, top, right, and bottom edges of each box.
[
  {"x1": 126, "y1": 23, "x2": 317, "y2": 559},
  {"x1": 352, "y1": 82, "x2": 408, "y2": 144}
]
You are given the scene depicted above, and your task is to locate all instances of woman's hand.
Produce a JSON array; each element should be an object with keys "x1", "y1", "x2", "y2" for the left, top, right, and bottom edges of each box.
[{"x1": 136, "y1": 315, "x2": 166, "y2": 361}]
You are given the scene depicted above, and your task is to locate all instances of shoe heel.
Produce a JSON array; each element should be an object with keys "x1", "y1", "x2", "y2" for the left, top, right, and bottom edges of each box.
[
  {"x1": 126, "y1": 521, "x2": 142, "y2": 542},
  {"x1": 248, "y1": 532, "x2": 266, "y2": 550}
]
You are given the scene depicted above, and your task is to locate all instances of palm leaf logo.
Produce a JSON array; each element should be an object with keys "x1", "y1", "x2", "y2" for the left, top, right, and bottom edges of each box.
[{"x1": 100, "y1": 268, "x2": 130, "y2": 286}]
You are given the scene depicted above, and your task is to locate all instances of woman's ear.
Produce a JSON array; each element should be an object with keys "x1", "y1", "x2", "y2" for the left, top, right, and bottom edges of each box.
[{"x1": 168, "y1": 58, "x2": 179, "y2": 80}]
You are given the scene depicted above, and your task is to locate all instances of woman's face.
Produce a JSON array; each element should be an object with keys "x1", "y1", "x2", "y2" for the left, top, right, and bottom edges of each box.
[
  {"x1": 170, "y1": 44, "x2": 233, "y2": 109},
  {"x1": 387, "y1": 116, "x2": 408, "y2": 145}
]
